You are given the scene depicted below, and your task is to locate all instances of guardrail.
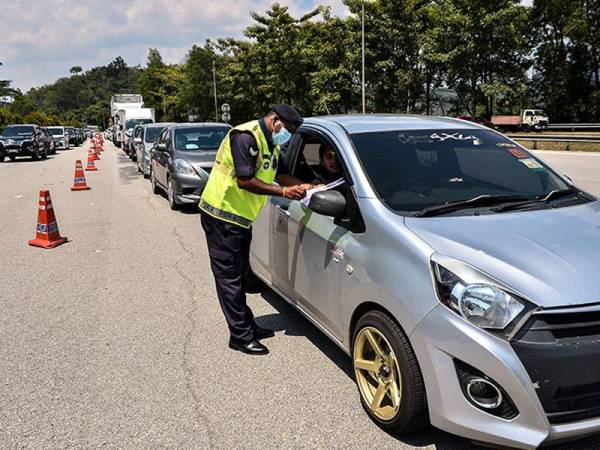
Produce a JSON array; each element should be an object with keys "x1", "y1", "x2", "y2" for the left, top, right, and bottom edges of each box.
[
  {"x1": 548, "y1": 123, "x2": 600, "y2": 131},
  {"x1": 507, "y1": 134, "x2": 600, "y2": 151}
]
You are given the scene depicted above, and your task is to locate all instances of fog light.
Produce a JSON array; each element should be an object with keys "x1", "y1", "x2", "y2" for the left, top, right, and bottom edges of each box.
[
  {"x1": 455, "y1": 359, "x2": 518, "y2": 420},
  {"x1": 466, "y1": 378, "x2": 502, "y2": 409}
]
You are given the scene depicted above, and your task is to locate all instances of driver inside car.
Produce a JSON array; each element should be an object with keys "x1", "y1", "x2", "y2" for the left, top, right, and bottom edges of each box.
[{"x1": 313, "y1": 145, "x2": 344, "y2": 184}]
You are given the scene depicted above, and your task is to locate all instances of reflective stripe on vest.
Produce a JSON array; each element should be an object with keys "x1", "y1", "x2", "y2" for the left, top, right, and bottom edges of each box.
[{"x1": 199, "y1": 120, "x2": 278, "y2": 229}]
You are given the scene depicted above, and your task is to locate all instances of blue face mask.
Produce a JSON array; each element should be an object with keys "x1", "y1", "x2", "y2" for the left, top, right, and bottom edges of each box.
[{"x1": 272, "y1": 127, "x2": 291, "y2": 146}]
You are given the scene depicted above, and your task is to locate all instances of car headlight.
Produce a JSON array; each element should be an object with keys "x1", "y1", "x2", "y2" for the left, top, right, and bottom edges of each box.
[
  {"x1": 174, "y1": 159, "x2": 196, "y2": 176},
  {"x1": 432, "y1": 258, "x2": 531, "y2": 337}
]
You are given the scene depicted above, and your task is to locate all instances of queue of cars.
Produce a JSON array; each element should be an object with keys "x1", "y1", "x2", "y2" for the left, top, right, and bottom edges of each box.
[
  {"x1": 0, "y1": 124, "x2": 89, "y2": 162},
  {"x1": 119, "y1": 121, "x2": 231, "y2": 210},
  {"x1": 116, "y1": 114, "x2": 600, "y2": 449}
]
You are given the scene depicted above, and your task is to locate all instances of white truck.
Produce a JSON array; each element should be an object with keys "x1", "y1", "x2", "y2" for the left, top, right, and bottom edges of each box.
[
  {"x1": 120, "y1": 107, "x2": 155, "y2": 154},
  {"x1": 491, "y1": 109, "x2": 550, "y2": 132},
  {"x1": 110, "y1": 94, "x2": 144, "y2": 148}
]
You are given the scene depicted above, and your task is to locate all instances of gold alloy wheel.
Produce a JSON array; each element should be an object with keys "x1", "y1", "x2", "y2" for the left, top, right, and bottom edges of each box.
[{"x1": 353, "y1": 326, "x2": 402, "y2": 421}]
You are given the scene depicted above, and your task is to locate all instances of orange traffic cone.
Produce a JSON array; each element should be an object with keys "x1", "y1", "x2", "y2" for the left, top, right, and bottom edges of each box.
[
  {"x1": 85, "y1": 152, "x2": 97, "y2": 171},
  {"x1": 91, "y1": 142, "x2": 100, "y2": 160},
  {"x1": 71, "y1": 160, "x2": 91, "y2": 191},
  {"x1": 28, "y1": 190, "x2": 67, "y2": 249}
]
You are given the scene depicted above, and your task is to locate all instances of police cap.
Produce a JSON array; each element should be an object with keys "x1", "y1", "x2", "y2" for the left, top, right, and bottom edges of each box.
[{"x1": 271, "y1": 104, "x2": 303, "y2": 129}]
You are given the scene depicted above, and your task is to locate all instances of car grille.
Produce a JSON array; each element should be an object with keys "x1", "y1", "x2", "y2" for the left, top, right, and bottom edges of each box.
[{"x1": 511, "y1": 305, "x2": 600, "y2": 424}]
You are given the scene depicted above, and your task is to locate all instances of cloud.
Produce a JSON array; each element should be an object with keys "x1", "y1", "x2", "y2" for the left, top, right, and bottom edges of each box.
[{"x1": 0, "y1": 0, "x2": 350, "y2": 92}]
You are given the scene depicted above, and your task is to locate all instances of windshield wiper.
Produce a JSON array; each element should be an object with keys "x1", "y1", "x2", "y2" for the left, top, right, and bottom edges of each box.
[
  {"x1": 492, "y1": 188, "x2": 579, "y2": 213},
  {"x1": 414, "y1": 194, "x2": 529, "y2": 217}
]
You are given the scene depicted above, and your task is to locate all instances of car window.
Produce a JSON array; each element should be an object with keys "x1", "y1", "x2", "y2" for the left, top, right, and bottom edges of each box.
[
  {"x1": 173, "y1": 127, "x2": 229, "y2": 151},
  {"x1": 145, "y1": 126, "x2": 166, "y2": 143},
  {"x1": 351, "y1": 128, "x2": 569, "y2": 213},
  {"x1": 3, "y1": 126, "x2": 34, "y2": 136}
]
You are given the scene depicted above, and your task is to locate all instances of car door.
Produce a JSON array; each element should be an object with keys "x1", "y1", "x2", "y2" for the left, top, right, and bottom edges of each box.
[
  {"x1": 274, "y1": 128, "x2": 358, "y2": 341},
  {"x1": 155, "y1": 129, "x2": 170, "y2": 187},
  {"x1": 251, "y1": 133, "x2": 303, "y2": 295}
]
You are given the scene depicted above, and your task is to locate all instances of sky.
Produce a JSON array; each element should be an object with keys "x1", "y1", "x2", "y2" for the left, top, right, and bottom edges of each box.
[{"x1": 0, "y1": 0, "x2": 349, "y2": 93}]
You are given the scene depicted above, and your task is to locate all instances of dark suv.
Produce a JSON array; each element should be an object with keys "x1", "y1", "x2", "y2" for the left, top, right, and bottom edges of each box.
[
  {"x1": 149, "y1": 123, "x2": 230, "y2": 210},
  {"x1": 0, "y1": 124, "x2": 48, "y2": 161}
]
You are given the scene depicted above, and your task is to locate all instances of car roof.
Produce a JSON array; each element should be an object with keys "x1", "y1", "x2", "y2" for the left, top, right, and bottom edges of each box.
[
  {"x1": 304, "y1": 114, "x2": 484, "y2": 134},
  {"x1": 6, "y1": 124, "x2": 36, "y2": 127},
  {"x1": 173, "y1": 122, "x2": 232, "y2": 129},
  {"x1": 144, "y1": 122, "x2": 176, "y2": 128}
]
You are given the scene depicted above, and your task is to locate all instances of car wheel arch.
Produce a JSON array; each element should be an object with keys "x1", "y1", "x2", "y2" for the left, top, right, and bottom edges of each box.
[{"x1": 349, "y1": 301, "x2": 407, "y2": 351}]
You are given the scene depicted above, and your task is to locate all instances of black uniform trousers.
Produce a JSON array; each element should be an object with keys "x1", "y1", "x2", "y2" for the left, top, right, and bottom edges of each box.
[{"x1": 200, "y1": 212, "x2": 257, "y2": 343}]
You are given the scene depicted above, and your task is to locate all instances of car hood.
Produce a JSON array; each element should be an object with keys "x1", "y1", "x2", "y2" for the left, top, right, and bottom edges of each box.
[
  {"x1": 175, "y1": 149, "x2": 217, "y2": 170},
  {"x1": 405, "y1": 201, "x2": 600, "y2": 308}
]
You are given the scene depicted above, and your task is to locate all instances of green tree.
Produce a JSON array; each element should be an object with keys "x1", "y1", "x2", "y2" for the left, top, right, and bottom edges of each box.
[{"x1": 424, "y1": 0, "x2": 531, "y2": 117}]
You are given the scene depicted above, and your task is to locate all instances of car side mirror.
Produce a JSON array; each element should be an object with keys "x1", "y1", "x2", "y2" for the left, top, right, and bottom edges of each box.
[
  {"x1": 308, "y1": 190, "x2": 346, "y2": 218},
  {"x1": 134, "y1": 137, "x2": 142, "y2": 144}
]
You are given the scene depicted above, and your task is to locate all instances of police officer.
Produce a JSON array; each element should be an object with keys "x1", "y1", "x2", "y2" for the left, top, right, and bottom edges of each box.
[{"x1": 199, "y1": 104, "x2": 309, "y2": 355}]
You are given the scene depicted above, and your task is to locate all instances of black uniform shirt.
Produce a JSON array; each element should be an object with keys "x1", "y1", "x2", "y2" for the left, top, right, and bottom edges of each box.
[{"x1": 230, "y1": 118, "x2": 289, "y2": 178}]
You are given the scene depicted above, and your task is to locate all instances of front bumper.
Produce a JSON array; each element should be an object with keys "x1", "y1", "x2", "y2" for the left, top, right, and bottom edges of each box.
[
  {"x1": 2, "y1": 143, "x2": 35, "y2": 157},
  {"x1": 410, "y1": 304, "x2": 600, "y2": 449},
  {"x1": 53, "y1": 139, "x2": 68, "y2": 149},
  {"x1": 171, "y1": 167, "x2": 211, "y2": 204}
]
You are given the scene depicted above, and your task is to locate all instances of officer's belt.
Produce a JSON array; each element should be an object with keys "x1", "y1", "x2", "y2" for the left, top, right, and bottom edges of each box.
[{"x1": 199, "y1": 199, "x2": 253, "y2": 228}]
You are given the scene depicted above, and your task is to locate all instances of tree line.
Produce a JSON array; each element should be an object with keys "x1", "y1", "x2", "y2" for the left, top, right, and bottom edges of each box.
[{"x1": 1, "y1": 0, "x2": 598, "y2": 128}]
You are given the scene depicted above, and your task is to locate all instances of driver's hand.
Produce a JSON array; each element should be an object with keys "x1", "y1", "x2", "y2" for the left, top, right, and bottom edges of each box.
[{"x1": 284, "y1": 185, "x2": 307, "y2": 200}]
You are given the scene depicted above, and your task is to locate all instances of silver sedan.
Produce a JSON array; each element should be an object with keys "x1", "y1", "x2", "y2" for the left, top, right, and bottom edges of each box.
[{"x1": 250, "y1": 115, "x2": 600, "y2": 449}]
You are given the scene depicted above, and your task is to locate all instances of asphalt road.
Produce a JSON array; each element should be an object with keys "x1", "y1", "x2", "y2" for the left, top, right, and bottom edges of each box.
[{"x1": 1, "y1": 143, "x2": 599, "y2": 449}]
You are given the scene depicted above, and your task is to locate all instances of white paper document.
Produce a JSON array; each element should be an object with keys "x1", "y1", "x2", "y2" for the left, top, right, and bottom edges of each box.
[{"x1": 301, "y1": 178, "x2": 345, "y2": 206}]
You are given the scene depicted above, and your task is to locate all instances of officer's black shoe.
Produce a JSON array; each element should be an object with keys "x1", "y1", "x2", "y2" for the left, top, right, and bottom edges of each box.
[
  {"x1": 253, "y1": 326, "x2": 275, "y2": 340},
  {"x1": 228, "y1": 338, "x2": 269, "y2": 355}
]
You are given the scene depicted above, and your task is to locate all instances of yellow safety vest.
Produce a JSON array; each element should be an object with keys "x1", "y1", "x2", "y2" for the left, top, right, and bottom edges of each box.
[{"x1": 199, "y1": 120, "x2": 279, "y2": 228}]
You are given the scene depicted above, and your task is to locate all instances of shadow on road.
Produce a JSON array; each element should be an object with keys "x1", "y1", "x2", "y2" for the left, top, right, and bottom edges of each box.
[
  {"x1": 2, "y1": 155, "x2": 57, "y2": 163},
  {"x1": 116, "y1": 152, "x2": 143, "y2": 186}
]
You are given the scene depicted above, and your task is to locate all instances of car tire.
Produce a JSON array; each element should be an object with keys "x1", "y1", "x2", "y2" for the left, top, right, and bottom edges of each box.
[
  {"x1": 167, "y1": 177, "x2": 179, "y2": 210},
  {"x1": 42, "y1": 147, "x2": 47, "y2": 159},
  {"x1": 151, "y1": 168, "x2": 160, "y2": 195},
  {"x1": 0, "y1": 153, "x2": 5, "y2": 163},
  {"x1": 352, "y1": 310, "x2": 428, "y2": 435},
  {"x1": 32, "y1": 149, "x2": 39, "y2": 161},
  {"x1": 8, "y1": 155, "x2": 16, "y2": 161}
]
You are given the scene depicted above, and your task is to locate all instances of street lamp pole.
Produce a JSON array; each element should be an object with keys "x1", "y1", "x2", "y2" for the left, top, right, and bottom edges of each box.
[
  {"x1": 213, "y1": 61, "x2": 218, "y2": 122},
  {"x1": 161, "y1": 80, "x2": 166, "y2": 119},
  {"x1": 361, "y1": 0, "x2": 366, "y2": 114}
]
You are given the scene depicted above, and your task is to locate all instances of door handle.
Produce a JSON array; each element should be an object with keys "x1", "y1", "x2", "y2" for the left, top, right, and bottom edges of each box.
[{"x1": 275, "y1": 204, "x2": 290, "y2": 217}]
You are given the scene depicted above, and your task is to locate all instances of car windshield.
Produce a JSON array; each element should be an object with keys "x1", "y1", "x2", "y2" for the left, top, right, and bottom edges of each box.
[
  {"x1": 174, "y1": 127, "x2": 229, "y2": 151},
  {"x1": 534, "y1": 110, "x2": 547, "y2": 116},
  {"x1": 351, "y1": 128, "x2": 570, "y2": 213},
  {"x1": 2, "y1": 126, "x2": 34, "y2": 137},
  {"x1": 126, "y1": 119, "x2": 153, "y2": 129},
  {"x1": 145, "y1": 126, "x2": 166, "y2": 143},
  {"x1": 47, "y1": 128, "x2": 63, "y2": 136}
]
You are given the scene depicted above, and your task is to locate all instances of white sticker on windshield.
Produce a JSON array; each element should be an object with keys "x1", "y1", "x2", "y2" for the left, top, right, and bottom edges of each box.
[
  {"x1": 430, "y1": 133, "x2": 481, "y2": 143},
  {"x1": 520, "y1": 158, "x2": 544, "y2": 171},
  {"x1": 185, "y1": 144, "x2": 199, "y2": 150}
]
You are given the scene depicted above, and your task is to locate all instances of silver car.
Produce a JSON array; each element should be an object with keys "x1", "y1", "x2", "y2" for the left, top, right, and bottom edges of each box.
[
  {"x1": 250, "y1": 115, "x2": 600, "y2": 449},
  {"x1": 134, "y1": 122, "x2": 176, "y2": 177},
  {"x1": 46, "y1": 126, "x2": 70, "y2": 150}
]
